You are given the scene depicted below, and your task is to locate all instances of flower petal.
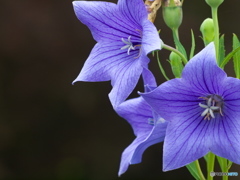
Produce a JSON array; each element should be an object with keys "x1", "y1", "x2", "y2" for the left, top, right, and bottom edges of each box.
[
  {"x1": 210, "y1": 114, "x2": 240, "y2": 164},
  {"x1": 73, "y1": 41, "x2": 149, "y2": 107},
  {"x1": 118, "y1": 121, "x2": 167, "y2": 176},
  {"x1": 141, "y1": 20, "x2": 163, "y2": 54},
  {"x1": 118, "y1": 0, "x2": 148, "y2": 27},
  {"x1": 142, "y1": 67, "x2": 157, "y2": 88},
  {"x1": 210, "y1": 77, "x2": 240, "y2": 163},
  {"x1": 73, "y1": 1, "x2": 140, "y2": 42},
  {"x1": 182, "y1": 42, "x2": 226, "y2": 95},
  {"x1": 163, "y1": 114, "x2": 210, "y2": 171},
  {"x1": 116, "y1": 97, "x2": 153, "y2": 136},
  {"x1": 118, "y1": 0, "x2": 162, "y2": 54},
  {"x1": 140, "y1": 78, "x2": 202, "y2": 121}
]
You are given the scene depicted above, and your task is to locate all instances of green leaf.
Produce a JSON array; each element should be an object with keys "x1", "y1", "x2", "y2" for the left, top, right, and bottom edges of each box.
[
  {"x1": 185, "y1": 162, "x2": 201, "y2": 180},
  {"x1": 220, "y1": 46, "x2": 240, "y2": 68},
  {"x1": 227, "y1": 160, "x2": 233, "y2": 170},
  {"x1": 189, "y1": 29, "x2": 195, "y2": 59},
  {"x1": 218, "y1": 34, "x2": 225, "y2": 66},
  {"x1": 172, "y1": 31, "x2": 188, "y2": 60},
  {"x1": 216, "y1": 156, "x2": 227, "y2": 172},
  {"x1": 156, "y1": 51, "x2": 170, "y2": 81},
  {"x1": 233, "y1": 34, "x2": 240, "y2": 78}
]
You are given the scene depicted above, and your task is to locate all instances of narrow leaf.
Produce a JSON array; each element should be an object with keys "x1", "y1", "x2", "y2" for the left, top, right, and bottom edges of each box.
[
  {"x1": 216, "y1": 156, "x2": 227, "y2": 173},
  {"x1": 186, "y1": 162, "x2": 201, "y2": 180},
  {"x1": 220, "y1": 46, "x2": 240, "y2": 68},
  {"x1": 233, "y1": 34, "x2": 240, "y2": 78},
  {"x1": 172, "y1": 31, "x2": 188, "y2": 60},
  {"x1": 218, "y1": 34, "x2": 225, "y2": 66},
  {"x1": 189, "y1": 29, "x2": 195, "y2": 59}
]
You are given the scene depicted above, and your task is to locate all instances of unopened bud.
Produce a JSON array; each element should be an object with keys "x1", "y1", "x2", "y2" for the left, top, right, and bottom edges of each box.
[
  {"x1": 200, "y1": 18, "x2": 214, "y2": 46},
  {"x1": 205, "y1": 0, "x2": 224, "y2": 8},
  {"x1": 169, "y1": 52, "x2": 183, "y2": 78},
  {"x1": 162, "y1": 0, "x2": 183, "y2": 30}
]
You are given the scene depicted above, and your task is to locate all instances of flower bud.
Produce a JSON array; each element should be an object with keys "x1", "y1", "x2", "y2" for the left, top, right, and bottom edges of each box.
[
  {"x1": 205, "y1": 0, "x2": 224, "y2": 8},
  {"x1": 200, "y1": 18, "x2": 214, "y2": 46},
  {"x1": 162, "y1": 0, "x2": 183, "y2": 30},
  {"x1": 169, "y1": 52, "x2": 183, "y2": 78}
]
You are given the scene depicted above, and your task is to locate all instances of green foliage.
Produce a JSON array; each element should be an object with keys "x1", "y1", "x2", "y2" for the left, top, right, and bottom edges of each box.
[
  {"x1": 189, "y1": 30, "x2": 196, "y2": 59},
  {"x1": 233, "y1": 34, "x2": 240, "y2": 78},
  {"x1": 218, "y1": 34, "x2": 225, "y2": 66},
  {"x1": 186, "y1": 162, "x2": 202, "y2": 180},
  {"x1": 220, "y1": 45, "x2": 240, "y2": 69},
  {"x1": 169, "y1": 52, "x2": 183, "y2": 78},
  {"x1": 172, "y1": 30, "x2": 188, "y2": 60}
]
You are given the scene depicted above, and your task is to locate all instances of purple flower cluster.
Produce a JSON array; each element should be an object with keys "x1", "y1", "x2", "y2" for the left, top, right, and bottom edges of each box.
[{"x1": 72, "y1": 0, "x2": 240, "y2": 176}]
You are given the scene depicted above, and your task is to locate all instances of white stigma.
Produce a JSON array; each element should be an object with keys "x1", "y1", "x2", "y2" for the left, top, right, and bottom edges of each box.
[
  {"x1": 199, "y1": 98, "x2": 220, "y2": 120},
  {"x1": 120, "y1": 36, "x2": 136, "y2": 55}
]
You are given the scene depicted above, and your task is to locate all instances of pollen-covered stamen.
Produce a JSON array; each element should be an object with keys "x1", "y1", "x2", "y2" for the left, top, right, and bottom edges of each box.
[
  {"x1": 120, "y1": 36, "x2": 141, "y2": 55},
  {"x1": 199, "y1": 94, "x2": 224, "y2": 120}
]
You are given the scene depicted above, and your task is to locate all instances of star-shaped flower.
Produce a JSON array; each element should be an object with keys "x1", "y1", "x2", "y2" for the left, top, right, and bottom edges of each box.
[
  {"x1": 141, "y1": 43, "x2": 240, "y2": 171},
  {"x1": 116, "y1": 68, "x2": 167, "y2": 176},
  {"x1": 72, "y1": 0, "x2": 162, "y2": 107}
]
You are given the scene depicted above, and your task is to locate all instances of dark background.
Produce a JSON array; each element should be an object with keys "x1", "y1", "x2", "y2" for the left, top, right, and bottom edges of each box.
[{"x1": 0, "y1": 0, "x2": 239, "y2": 179}]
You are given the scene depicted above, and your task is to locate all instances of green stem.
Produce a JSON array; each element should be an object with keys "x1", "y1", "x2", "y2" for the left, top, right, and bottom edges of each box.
[
  {"x1": 173, "y1": 28, "x2": 179, "y2": 42},
  {"x1": 211, "y1": 7, "x2": 220, "y2": 64},
  {"x1": 194, "y1": 160, "x2": 206, "y2": 180},
  {"x1": 162, "y1": 44, "x2": 188, "y2": 65},
  {"x1": 156, "y1": 51, "x2": 170, "y2": 81},
  {"x1": 207, "y1": 152, "x2": 216, "y2": 180}
]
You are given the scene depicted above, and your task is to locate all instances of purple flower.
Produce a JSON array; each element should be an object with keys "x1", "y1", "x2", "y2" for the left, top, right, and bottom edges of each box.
[
  {"x1": 72, "y1": 0, "x2": 162, "y2": 107},
  {"x1": 141, "y1": 43, "x2": 240, "y2": 171},
  {"x1": 116, "y1": 68, "x2": 167, "y2": 176}
]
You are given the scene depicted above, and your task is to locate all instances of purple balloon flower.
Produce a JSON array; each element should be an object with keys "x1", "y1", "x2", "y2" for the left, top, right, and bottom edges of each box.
[
  {"x1": 116, "y1": 68, "x2": 168, "y2": 176},
  {"x1": 141, "y1": 43, "x2": 240, "y2": 171},
  {"x1": 72, "y1": 0, "x2": 162, "y2": 107}
]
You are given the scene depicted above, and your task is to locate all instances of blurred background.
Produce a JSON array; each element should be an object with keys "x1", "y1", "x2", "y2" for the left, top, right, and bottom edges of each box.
[{"x1": 0, "y1": 0, "x2": 239, "y2": 179}]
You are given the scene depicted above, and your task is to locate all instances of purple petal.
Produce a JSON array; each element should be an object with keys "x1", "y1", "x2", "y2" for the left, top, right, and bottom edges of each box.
[
  {"x1": 210, "y1": 114, "x2": 240, "y2": 164},
  {"x1": 73, "y1": 41, "x2": 149, "y2": 107},
  {"x1": 163, "y1": 115, "x2": 210, "y2": 171},
  {"x1": 118, "y1": 0, "x2": 162, "y2": 54},
  {"x1": 140, "y1": 78, "x2": 203, "y2": 121},
  {"x1": 73, "y1": 1, "x2": 141, "y2": 42},
  {"x1": 116, "y1": 97, "x2": 153, "y2": 136},
  {"x1": 116, "y1": 96, "x2": 168, "y2": 175},
  {"x1": 141, "y1": 20, "x2": 163, "y2": 54},
  {"x1": 118, "y1": 121, "x2": 167, "y2": 176},
  {"x1": 142, "y1": 67, "x2": 157, "y2": 88},
  {"x1": 118, "y1": 0, "x2": 148, "y2": 27},
  {"x1": 182, "y1": 42, "x2": 226, "y2": 95},
  {"x1": 210, "y1": 77, "x2": 240, "y2": 163}
]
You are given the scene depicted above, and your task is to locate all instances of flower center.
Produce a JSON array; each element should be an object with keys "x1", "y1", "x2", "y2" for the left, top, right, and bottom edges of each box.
[
  {"x1": 120, "y1": 36, "x2": 141, "y2": 56},
  {"x1": 199, "y1": 94, "x2": 224, "y2": 120}
]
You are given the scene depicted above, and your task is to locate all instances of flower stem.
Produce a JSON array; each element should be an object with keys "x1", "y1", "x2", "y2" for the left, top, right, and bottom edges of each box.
[
  {"x1": 194, "y1": 160, "x2": 206, "y2": 180},
  {"x1": 211, "y1": 6, "x2": 220, "y2": 64},
  {"x1": 173, "y1": 28, "x2": 179, "y2": 42},
  {"x1": 156, "y1": 51, "x2": 170, "y2": 80},
  {"x1": 162, "y1": 44, "x2": 188, "y2": 65},
  {"x1": 207, "y1": 152, "x2": 216, "y2": 180}
]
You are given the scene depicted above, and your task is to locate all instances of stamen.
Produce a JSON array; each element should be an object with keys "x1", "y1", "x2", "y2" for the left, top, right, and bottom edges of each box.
[
  {"x1": 120, "y1": 36, "x2": 141, "y2": 56},
  {"x1": 199, "y1": 94, "x2": 223, "y2": 120}
]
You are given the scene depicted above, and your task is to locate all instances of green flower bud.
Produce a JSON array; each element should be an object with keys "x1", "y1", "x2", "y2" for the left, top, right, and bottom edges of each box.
[
  {"x1": 162, "y1": 0, "x2": 183, "y2": 30},
  {"x1": 205, "y1": 0, "x2": 224, "y2": 8},
  {"x1": 200, "y1": 18, "x2": 214, "y2": 46},
  {"x1": 169, "y1": 52, "x2": 183, "y2": 78}
]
